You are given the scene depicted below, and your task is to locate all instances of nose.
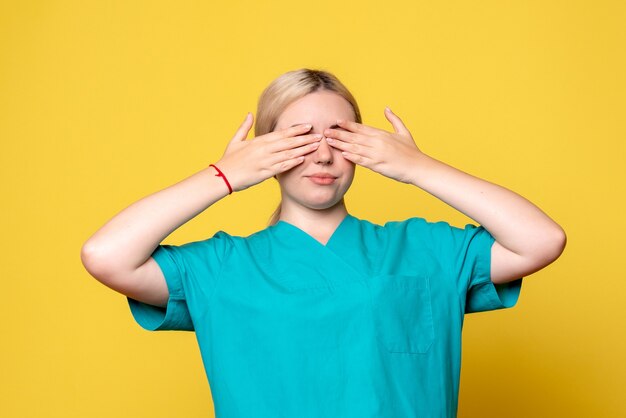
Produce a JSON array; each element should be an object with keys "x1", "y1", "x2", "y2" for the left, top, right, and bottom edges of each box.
[{"x1": 314, "y1": 137, "x2": 333, "y2": 165}]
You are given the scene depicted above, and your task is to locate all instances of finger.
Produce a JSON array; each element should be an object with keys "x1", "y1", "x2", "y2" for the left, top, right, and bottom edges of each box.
[
  {"x1": 270, "y1": 133, "x2": 322, "y2": 153},
  {"x1": 230, "y1": 112, "x2": 254, "y2": 143},
  {"x1": 340, "y1": 151, "x2": 373, "y2": 167},
  {"x1": 384, "y1": 107, "x2": 411, "y2": 136},
  {"x1": 264, "y1": 124, "x2": 312, "y2": 142},
  {"x1": 336, "y1": 119, "x2": 379, "y2": 135},
  {"x1": 325, "y1": 137, "x2": 375, "y2": 159},
  {"x1": 272, "y1": 155, "x2": 306, "y2": 174},
  {"x1": 269, "y1": 140, "x2": 320, "y2": 165},
  {"x1": 324, "y1": 128, "x2": 371, "y2": 146}
]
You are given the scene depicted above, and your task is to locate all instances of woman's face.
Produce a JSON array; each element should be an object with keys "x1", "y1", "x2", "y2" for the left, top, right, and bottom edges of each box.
[{"x1": 274, "y1": 90, "x2": 357, "y2": 212}]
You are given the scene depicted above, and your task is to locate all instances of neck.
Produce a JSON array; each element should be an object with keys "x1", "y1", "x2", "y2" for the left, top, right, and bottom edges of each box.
[{"x1": 279, "y1": 201, "x2": 349, "y2": 244}]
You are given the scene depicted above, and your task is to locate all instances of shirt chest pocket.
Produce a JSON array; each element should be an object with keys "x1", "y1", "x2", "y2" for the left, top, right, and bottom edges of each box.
[{"x1": 366, "y1": 274, "x2": 435, "y2": 354}]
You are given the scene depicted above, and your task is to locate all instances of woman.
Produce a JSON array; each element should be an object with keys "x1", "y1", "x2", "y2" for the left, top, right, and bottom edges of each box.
[{"x1": 81, "y1": 68, "x2": 566, "y2": 417}]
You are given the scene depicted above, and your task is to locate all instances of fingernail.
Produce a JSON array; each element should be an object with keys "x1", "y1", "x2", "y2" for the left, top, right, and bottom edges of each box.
[
  {"x1": 326, "y1": 137, "x2": 334, "y2": 143},
  {"x1": 313, "y1": 134, "x2": 322, "y2": 139},
  {"x1": 385, "y1": 106, "x2": 391, "y2": 113}
]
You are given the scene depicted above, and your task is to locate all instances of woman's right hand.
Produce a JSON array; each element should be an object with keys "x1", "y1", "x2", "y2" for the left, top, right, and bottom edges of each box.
[{"x1": 213, "y1": 113, "x2": 322, "y2": 192}]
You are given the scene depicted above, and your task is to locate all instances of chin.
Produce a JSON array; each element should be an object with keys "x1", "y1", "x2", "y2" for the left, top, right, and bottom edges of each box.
[
  {"x1": 280, "y1": 176, "x2": 353, "y2": 211},
  {"x1": 301, "y1": 195, "x2": 345, "y2": 211}
]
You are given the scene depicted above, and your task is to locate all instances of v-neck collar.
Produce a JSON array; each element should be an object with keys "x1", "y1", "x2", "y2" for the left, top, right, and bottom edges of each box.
[
  {"x1": 261, "y1": 213, "x2": 369, "y2": 289},
  {"x1": 274, "y1": 213, "x2": 355, "y2": 249}
]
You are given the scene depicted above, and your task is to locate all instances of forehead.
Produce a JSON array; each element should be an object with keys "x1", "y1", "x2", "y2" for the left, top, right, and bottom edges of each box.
[{"x1": 275, "y1": 90, "x2": 355, "y2": 129}]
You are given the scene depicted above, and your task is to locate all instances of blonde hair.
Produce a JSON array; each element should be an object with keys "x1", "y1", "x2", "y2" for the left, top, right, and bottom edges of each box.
[{"x1": 255, "y1": 68, "x2": 362, "y2": 225}]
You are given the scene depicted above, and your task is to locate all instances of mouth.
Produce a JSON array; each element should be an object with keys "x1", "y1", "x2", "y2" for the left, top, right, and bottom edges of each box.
[{"x1": 306, "y1": 173, "x2": 338, "y2": 185}]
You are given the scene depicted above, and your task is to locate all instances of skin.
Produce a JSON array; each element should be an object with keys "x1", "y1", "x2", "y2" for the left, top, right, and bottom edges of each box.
[
  {"x1": 272, "y1": 90, "x2": 358, "y2": 244},
  {"x1": 81, "y1": 89, "x2": 566, "y2": 309},
  {"x1": 321, "y1": 102, "x2": 567, "y2": 284},
  {"x1": 230, "y1": 89, "x2": 566, "y2": 284}
]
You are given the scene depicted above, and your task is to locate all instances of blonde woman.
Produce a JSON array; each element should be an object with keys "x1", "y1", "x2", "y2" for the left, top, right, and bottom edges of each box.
[{"x1": 81, "y1": 68, "x2": 566, "y2": 417}]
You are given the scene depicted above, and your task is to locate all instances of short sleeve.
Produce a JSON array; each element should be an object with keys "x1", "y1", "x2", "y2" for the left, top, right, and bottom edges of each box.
[
  {"x1": 127, "y1": 231, "x2": 232, "y2": 331},
  {"x1": 437, "y1": 221, "x2": 523, "y2": 313}
]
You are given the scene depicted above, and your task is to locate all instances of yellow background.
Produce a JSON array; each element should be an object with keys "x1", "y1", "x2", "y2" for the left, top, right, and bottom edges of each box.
[{"x1": 1, "y1": 1, "x2": 624, "y2": 417}]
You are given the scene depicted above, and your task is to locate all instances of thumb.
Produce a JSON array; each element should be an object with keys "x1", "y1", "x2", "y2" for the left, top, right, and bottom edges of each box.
[
  {"x1": 384, "y1": 107, "x2": 411, "y2": 136},
  {"x1": 230, "y1": 112, "x2": 254, "y2": 143}
]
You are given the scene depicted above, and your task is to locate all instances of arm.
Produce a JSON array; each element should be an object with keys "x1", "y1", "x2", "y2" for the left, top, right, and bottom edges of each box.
[
  {"x1": 324, "y1": 107, "x2": 566, "y2": 284},
  {"x1": 81, "y1": 114, "x2": 321, "y2": 307},
  {"x1": 80, "y1": 166, "x2": 231, "y2": 307},
  {"x1": 405, "y1": 153, "x2": 566, "y2": 284}
]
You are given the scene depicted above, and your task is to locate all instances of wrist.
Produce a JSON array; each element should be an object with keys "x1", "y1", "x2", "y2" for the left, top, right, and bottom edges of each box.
[
  {"x1": 406, "y1": 152, "x2": 435, "y2": 187},
  {"x1": 208, "y1": 163, "x2": 233, "y2": 195}
]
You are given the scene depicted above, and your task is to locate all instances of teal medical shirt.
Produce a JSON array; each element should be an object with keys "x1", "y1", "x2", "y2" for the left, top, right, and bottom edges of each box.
[{"x1": 128, "y1": 214, "x2": 522, "y2": 418}]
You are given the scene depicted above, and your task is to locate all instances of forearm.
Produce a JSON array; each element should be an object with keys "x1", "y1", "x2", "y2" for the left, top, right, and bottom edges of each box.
[
  {"x1": 81, "y1": 165, "x2": 230, "y2": 274},
  {"x1": 408, "y1": 152, "x2": 566, "y2": 259}
]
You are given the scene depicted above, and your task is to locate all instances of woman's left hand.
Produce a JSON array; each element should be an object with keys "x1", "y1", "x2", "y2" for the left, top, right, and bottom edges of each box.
[{"x1": 323, "y1": 107, "x2": 424, "y2": 184}]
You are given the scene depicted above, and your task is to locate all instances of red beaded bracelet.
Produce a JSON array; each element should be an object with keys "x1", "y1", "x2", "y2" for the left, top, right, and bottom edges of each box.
[{"x1": 209, "y1": 164, "x2": 233, "y2": 194}]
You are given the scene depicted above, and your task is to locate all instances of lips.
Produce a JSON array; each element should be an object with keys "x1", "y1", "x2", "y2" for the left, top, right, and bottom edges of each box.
[
  {"x1": 307, "y1": 172, "x2": 338, "y2": 185},
  {"x1": 307, "y1": 172, "x2": 338, "y2": 179}
]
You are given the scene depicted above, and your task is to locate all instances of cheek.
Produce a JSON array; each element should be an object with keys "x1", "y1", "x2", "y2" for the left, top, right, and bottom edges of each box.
[
  {"x1": 340, "y1": 157, "x2": 356, "y2": 172},
  {"x1": 347, "y1": 165, "x2": 356, "y2": 180},
  {"x1": 276, "y1": 166, "x2": 303, "y2": 185}
]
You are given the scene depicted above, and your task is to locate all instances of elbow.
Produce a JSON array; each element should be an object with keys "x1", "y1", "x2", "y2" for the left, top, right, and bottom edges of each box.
[
  {"x1": 81, "y1": 241, "x2": 147, "y2": 298},
  {"x1": 494, "y1": 226, "x2": 566, "y2": 284},
  {"x1": 550, "y1": 225, "x2": 567, "y2": 261},
  {"x1": 80, "y1": 241, "x2": 104, "y2": 280},
  {"x1": 80, "y1": 241, "x2": 118, "y2": 285},
  {"x1": 537, "y1": 225, "x2": 567, "y2": 266}
]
